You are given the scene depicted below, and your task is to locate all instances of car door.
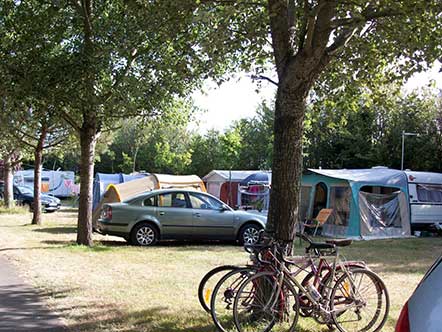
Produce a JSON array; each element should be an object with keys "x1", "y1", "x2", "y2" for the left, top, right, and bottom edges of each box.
[
  {"x1": 155, "y1": 192, "x2": 194, "y2": 239},
  {"x1": 188, "y1": 192, "x2": 235, "y2": 240}
]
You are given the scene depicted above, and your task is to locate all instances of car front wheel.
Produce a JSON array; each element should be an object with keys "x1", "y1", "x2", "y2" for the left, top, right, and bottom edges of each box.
[
  {"x1": 131, "y1": 223, "x2": 158, "y2": 246},
  {"x1": 239, "y1": 224, "x2": 262, "y2": 245}
]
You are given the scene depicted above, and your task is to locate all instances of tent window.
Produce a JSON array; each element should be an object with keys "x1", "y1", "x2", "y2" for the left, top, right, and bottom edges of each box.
[
  {"x1": 329, "y1": 186, "x2": 351, "y2": 226},
  {"x1": 359, "y1": 186, "x2": 402, "y2": 228},
  {"x1": 299, "y1": 186, "x2": 311, "y2": 221},
  {"x1": 416, "y1": 184, "x2": 442, "y2": 203},
  {"x1": 360, "y1": 186, "x2": 398, "y2": 195}
]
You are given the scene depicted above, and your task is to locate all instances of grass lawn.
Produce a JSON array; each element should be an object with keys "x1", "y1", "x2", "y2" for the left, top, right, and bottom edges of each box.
[{"x1": 0, "y1": 207, "x2": 440, "y2": 332}]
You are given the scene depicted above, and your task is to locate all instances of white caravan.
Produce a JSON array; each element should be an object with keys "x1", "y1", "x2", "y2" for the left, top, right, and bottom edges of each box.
[
  {"x1": 14, "y1": 170, "x2": 76, "y2": 198},
  {"x1": 406, "y1": 171, "x2": 442, "y2": 231}
]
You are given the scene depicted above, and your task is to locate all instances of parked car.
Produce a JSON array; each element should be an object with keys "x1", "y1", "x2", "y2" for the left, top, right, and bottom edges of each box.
[
  {"x1": 0, "y1": 183, "x2": 61, "y2": 212},
  {"x1": 396, "y1": 255, "x2": 442, "y2": 332},
  {"x1": 96, "y1": 189, "x2": 267, "y2": 246}
]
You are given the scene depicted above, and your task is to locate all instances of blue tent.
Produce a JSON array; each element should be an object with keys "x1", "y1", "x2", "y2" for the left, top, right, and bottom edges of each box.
[
  {"x1": 301, "y1": 168, "x2": 411, "y2": 239},
  {"x1": 92, "y1": 173, "x2": 147, "y2": 210}
]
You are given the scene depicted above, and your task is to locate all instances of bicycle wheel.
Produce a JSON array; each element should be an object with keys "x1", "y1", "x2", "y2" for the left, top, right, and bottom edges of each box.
[
  {"x1": 211, "y1": 267, "x2": 256, "y2": 332},
  {"x1": 233, "y1": 272, "x2": 299, "y2": 332},
  {"x1": 330, "y1": 268, "x2": 389, "y2": 332},
  {"x1": 198, "y1": 265, "x2": 239, "y2": 312}
]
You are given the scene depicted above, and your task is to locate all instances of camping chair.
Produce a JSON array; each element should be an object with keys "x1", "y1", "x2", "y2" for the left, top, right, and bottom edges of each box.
[{"x1": 304, "y1": 208, "x2": 333, "y2": 236}]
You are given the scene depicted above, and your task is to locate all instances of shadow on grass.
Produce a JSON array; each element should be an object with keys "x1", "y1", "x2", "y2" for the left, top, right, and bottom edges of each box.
[
  {"x1": 33, "y1": 227, "x2": 77, "y2": 234},
  {"x1": 40, "y1": 240, "x2": 121, "y2": 252},
  {"x1": 157, "y1": 240, "x2": 238, "y2": 248},
  {"x1": 66, "y1": 306, "x2": 318, "y2": 332},
  {"x1": 58, "y1": 208, "x2": 79, "y2": 214},
  {"x1": 98, "y1": 240, "x2": 129, "y2": 247},
  {"x1": 0, "y1": 246, "x2": 57, "y2": 252}
]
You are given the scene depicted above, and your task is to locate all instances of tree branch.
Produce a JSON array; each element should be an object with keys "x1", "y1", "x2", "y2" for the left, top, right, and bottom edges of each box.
[
  {"x1": 59, "y1": 109, "x2": 81, "y2": 132},
  {"x1": 199, "y1": 0, "x2": 266, "y2": 6},
  {"x1": 268, "y1": 0, "x2": 290, "y2": 79},
  {"x1": 69, "y1": 0, "x2": 83, "y2": 14},
  {"x1": 311, "y1": 0, "x2": 336, "y2": 52},
  {"x1": 304, "y1": 2, "x2": 320, "y2": 53},
  {"x1": 326, "y1": 26, "x2": 358, "y2": 55},
  {"x1": 13, "y1": 128, "x2": 39, "y2": 146},
  {"x1": 102, "y1": 49, "x2": 139, "y2": 103},
  {"x1": 251, "y1": 74, "x2": 279, "y2": 86},
  {"x1": 43, "y1": 137, "x2": 67, "y2": 149},
  {"x1": 287, "y1": 0, "x2": 296, "y2": 52},
  {"x1": 298, "y1": 0, "x2": 309, "y2": 50},
  {"x1": 9, "y1": 131, "x2": 37, "y2": 149}
]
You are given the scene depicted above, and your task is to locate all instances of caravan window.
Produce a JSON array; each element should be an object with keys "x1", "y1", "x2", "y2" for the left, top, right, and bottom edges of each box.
[
  {"x1": 329, "y1": 186, "x2": 351, "y2": 226},
  {"x1": 416, "y1": 184, "x2": 442, "y2": 203}
]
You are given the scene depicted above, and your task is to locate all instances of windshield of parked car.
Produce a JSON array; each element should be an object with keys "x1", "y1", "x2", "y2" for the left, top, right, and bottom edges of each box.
[
  {"x1": 189, "y1": 192, "x2": 225, "y2": 210},
  {"x1": 17, "y1": 186, "x2": 33, "y2": 195}
]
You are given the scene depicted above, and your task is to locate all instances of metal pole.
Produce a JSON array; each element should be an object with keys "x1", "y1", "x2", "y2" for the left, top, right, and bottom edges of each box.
[{"x1": 401, "y1": 131, "x2": 405, "y2": 170}]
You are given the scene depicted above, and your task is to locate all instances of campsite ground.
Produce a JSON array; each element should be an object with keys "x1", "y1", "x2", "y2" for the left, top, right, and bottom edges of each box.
[{"x1": 0, "y1": 206, "x2": 440, "y2": 332}]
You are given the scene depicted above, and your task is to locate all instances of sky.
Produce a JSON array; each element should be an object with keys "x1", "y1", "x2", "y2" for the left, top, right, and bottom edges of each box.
[{"x1": 192, "y1": 61, "x2": 442, "y2": 133}]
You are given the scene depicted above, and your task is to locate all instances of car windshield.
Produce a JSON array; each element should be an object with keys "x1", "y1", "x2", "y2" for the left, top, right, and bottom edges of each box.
[{"x1": 17, "y1": 186, "x2": 33, "y2": 195}]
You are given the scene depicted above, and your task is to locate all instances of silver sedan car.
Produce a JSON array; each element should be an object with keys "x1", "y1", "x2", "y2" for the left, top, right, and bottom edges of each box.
[
  {"x1": 396, "y1": 255, "x2": 442, "y2": 332},
  {"x1": 96, "y1": 189, "x2": 267, "y2": 246}
]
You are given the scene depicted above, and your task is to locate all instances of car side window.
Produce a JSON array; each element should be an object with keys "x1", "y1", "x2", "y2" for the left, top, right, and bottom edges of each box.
[
  {"x1": 158, "y1": 193, "x2": 189, "y2": 208},
  {"x1": 143, "y1": 196, "x2": 156, "y2": 207},
  {"x1": 189, "y1": 193, "x2": 224, "y2": 210}
]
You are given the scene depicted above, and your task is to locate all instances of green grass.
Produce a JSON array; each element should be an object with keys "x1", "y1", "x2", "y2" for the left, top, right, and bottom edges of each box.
[
  {"x1": 0, "y1": 209, "x2": 440, "y2": 332},
  {"x1": 0, "y1": 203, "x2": 29, "y2": 214}
]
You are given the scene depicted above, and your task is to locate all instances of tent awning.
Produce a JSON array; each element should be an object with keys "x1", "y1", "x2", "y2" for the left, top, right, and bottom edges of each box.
[{"x1": 307, "y1": 168, "x2": 408, "y2": 188}]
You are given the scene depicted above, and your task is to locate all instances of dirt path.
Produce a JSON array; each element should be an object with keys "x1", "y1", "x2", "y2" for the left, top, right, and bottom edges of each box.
[{"x1": 0, "y1": 255, "x2": 66, "y2": 331}]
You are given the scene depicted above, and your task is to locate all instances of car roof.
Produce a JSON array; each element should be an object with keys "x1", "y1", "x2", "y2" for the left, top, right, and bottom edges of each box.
[{"x1": 125, "y1": 188, "x2": 212, "y2": 201}]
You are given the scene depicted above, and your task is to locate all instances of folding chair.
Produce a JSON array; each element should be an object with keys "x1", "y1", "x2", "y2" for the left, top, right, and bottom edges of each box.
[{"x1": 304, "y1": 208, "x2": 333, "y2": 236}]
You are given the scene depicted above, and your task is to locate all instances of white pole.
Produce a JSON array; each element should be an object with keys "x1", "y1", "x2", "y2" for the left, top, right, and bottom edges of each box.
[{"x1": 401, "y1": 131, "x2": 405, "y2": 171}]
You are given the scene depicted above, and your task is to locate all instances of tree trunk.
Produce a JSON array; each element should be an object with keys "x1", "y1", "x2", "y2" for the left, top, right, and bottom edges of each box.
[
  {"x1": 77, "y1": 125, "x2": 98, "y2": 246},
  {"x1": 132, "y1": 146, "x2": 139, "y2": 173},
  {"x1": 32, "y1": 126, "x2": 47, "y2": 225},
  {"x1": 266, "y1": 83, "x2": 309, "y2": 241},
  {"x1": 3, "y1": 157, "x2": 14, "y2": 209}
]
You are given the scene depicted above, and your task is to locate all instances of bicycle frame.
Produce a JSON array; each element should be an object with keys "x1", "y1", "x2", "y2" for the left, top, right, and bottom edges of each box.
[{"x1": 264, "y1": 247, "x2": 361, "y2": 319}]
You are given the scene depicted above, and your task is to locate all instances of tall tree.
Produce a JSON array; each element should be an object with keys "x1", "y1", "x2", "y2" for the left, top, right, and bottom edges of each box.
[
  {"x1": 0, "y1": 108, "x2": 69, "y2": 224},
  {"x1": 263, "y1": 1, "x2": 442, "y2": 240},
  {"x1": 193, "y1": 0, "x2": 441, "y2": 240},
  {"x1": 2, "y1": 0, "x2": 262, "y2": 245}
]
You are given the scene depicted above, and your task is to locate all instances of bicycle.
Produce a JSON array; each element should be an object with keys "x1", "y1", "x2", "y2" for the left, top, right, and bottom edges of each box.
[
  {"x1": 210, "y1": 242, "x2": 276, "y2": 332},
  {"x1": 233, "y1": 237, "x2": 389, "y2": 332},
  {"x1": 198, "y1": 265, "x2": 243, "y2": 313}
]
